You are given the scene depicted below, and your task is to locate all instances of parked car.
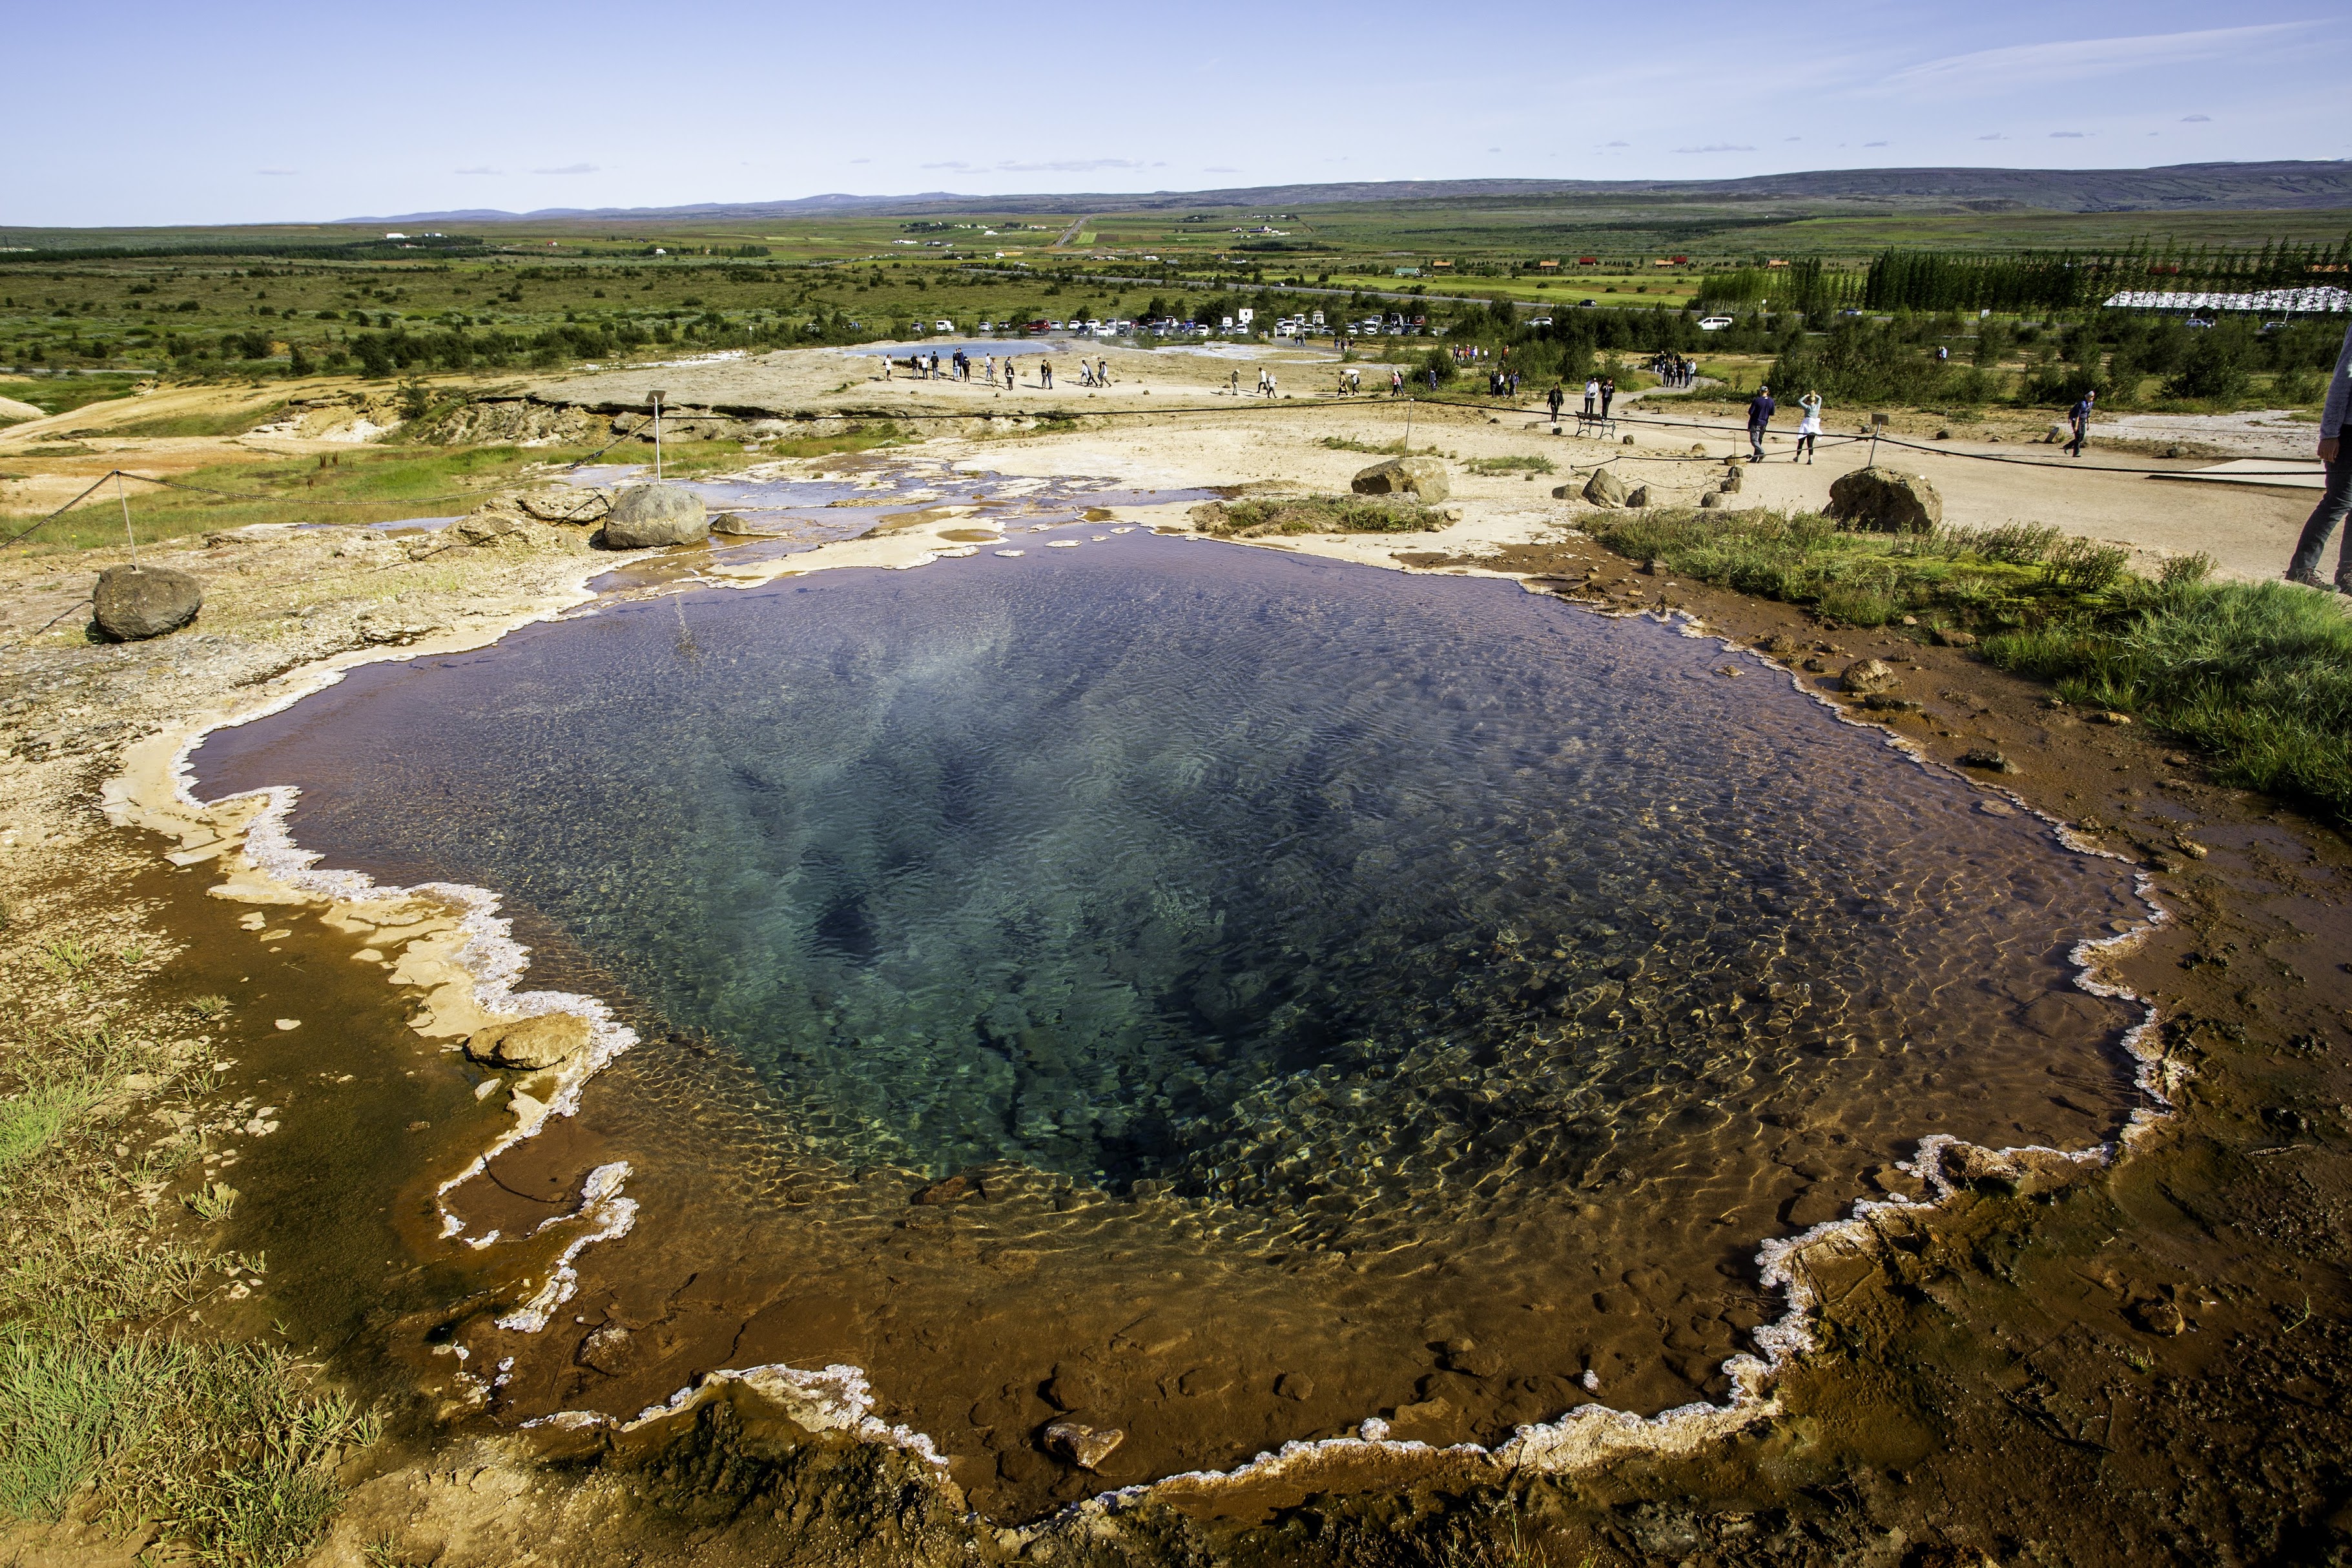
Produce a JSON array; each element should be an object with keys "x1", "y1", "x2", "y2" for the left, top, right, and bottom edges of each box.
[
  {"x1": 1527, "y1": 316, "x2": 1553, "y2": 327},
  {"x1": 934, "y1": 320, "x2": 954, "y2": 332},
  {"x1": 2261, "y1": 320, "x2": 2289, "y2": 333},
  {"x1": 2185, "y1": 316, "x2": 2215, "y2": 329},
  {"x1": 1698, "y1": 315, "x2": 1734, "y2": 331},
  {"x1": 1578, "y1": 299, "x2": 1596, "y2": 308}
]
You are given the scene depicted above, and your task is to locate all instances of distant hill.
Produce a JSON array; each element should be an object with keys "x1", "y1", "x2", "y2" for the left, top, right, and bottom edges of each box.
[{"x1": 343, "y1": 163, "x2": 2352, "y2": 225}]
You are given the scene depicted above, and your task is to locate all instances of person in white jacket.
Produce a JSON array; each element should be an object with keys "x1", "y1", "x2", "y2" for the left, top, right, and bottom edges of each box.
[
  {"x1": 2287, "y1": 315, "x2": 2352, "y2": 592},
  {"x1": 1794, "y1": 391, "x2": 1823, "y2": 464}
]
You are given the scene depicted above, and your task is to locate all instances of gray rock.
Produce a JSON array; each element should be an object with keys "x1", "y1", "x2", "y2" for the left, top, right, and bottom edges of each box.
[
  {"x1": 1698, "y1": 491, "x2": 1725, "y2": 509},
  {"x1": 465, "y1": 1013, "x2": 592, "y2": 1071},
  {"x1": 1350, "y1": 456, "x2": 1450, "y2": 501},
  {"x1": 1624, "y1": 485, "x2": 1650, "y2": 508},
  {"x1": 1042, "y1": 1420, "x2": 1124, "y2": 1470},
  {"x1": 1959, "y1": 747, "x2": 2019, "y2": 774},
  {"x1": 1932, "y1": 627, "x2": 1979, "y2": 648},
  {"x1": 92, "y1": 565, "x2": 202, "y2": 641},
  {"x1": 1581, "y1": 468, "x2": 1631, "y2": 507},
  {"x1": 1841, "y1": 658, "x2": 1902, "y2": 695},
  {"x1": 600, "y1": 484, "x2": 708, "y2": 548},
  {"x1": 1826, "y1": 466, "x2": 1943, "y2": 533}
]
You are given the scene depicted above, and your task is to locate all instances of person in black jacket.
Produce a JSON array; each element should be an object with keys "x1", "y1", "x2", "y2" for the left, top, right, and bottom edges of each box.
[
  {"x1": 2287, "y1": 315, "x2": 2352, "y2": 592},
  {"x1": 1746, "y1": 385, "x2": 1775, "y2": 460}
]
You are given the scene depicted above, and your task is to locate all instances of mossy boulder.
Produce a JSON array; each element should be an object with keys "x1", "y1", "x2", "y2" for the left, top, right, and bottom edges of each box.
[
  {"x1": 93, "y1": 565, "x2": 202, "y2": 641},
  {"x1": 1826, "y1": 466, "x2": 1943, "y2": 533}
]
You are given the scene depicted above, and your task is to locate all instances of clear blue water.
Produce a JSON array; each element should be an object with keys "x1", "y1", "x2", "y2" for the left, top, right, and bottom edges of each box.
[{"x1": 193, "y1": 531, "x2": 2142, "y2": 1221}]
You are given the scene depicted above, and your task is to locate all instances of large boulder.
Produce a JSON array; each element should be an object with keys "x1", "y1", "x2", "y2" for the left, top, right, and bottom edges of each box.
[
  {"x1": 1350, "y1": 457, "x2": 1450, "y2": 502},
  {"x1": 600, "y1": 484, "x2": 708, "y2": 548},
  {"x1": 1581, "y1": 468, "x2": 1631, "y2": 508},
  {"x1": 92, "y1": 565, "x2": 201, "y2": 641},
  {"x1": 1826, "y1": 467, "x2": 1943, "y2": 533},
  {"x1": 465, "y1": 1013, "x2": 592, "y2": 1071}
]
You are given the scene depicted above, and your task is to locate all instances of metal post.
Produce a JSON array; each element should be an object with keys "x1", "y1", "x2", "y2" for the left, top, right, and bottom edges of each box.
[
  {"x1": 1870, "y1": 411, "x2": 1888, "y2": 466},
  {"x1": 648, "y1": 390, "x2": 666, "y2": 481},
  {"x1": 1403, "y1": 397, "x2": 1413, "y2": 451},
  {"x1": 115, "y1": 471, "x2": 138, "y2": 567}
]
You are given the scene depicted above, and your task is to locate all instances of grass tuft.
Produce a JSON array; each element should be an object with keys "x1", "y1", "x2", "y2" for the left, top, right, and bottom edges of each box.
[
  {"x1": 1191, "y1": 494, "x2": 1449, "y2": 537},
  {"x1": 1463, "y1": 455, "x2": 1558, "y2": 476},
  {"x1": 1580, "y1": 505, "x2": 2352, "y2": 823}
]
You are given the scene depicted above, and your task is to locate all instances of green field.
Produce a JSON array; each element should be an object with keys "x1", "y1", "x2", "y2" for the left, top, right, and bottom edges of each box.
[{"x1": 3, "y1": 191, "x2": 2344, "y2": 419}]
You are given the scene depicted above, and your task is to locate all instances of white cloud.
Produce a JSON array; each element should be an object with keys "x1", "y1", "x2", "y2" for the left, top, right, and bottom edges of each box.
[
  {"x1": 1977, "y1": 133, "x2": 2006, "y2": 141},
  {"x1": 1864, "y1": 140, "x2": 1889, "y2": 147},
  {"x1": 850, "y1": 157, "x2": 871, "y2": 164},
  {"x1": 2181, "y1": 113, "x2": 2212, "y2": 121},
  {"x1": 1606, "y1": 140, "x2": 1630, "y2": 148},
  {"x1": 1883, "y1": 23, "x2": 2311, "y2": 98},
  {"x1": 2048, "y1": 130, "x2": 2088, "y2": 138},
  {"x1": 1204, "y1": 165, "x2": 1240, "y2": 173},
  {"x1": 256, "y1": 168, "x2": 298, "y2": 176},
  {"x1": 532, "y1": 163, "x2": 598, "y2": 175},
  {"x1": 922, "y1": 157, "x2": 1155, "y2": 174},
  {"x1": 1673, "y1": 143, "x2": 1755, "y2": 154},
  {"x1": 455, "y1": 165, "x2": 502, "y2": 176}
]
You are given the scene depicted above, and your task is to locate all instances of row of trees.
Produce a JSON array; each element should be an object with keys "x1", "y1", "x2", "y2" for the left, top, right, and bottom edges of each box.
[{"x1": 1861, "y1": 235, "x2": 2352, "y2": 313}]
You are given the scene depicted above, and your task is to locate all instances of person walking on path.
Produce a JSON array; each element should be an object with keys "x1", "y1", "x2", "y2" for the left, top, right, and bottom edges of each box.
[
  {"x1": 1547, "y1": 385, "x2": 1564, "y2": 425},
  {"x1": 1391, "y1": 367, "x2": 1405, "y2": 396},
  {"x1": 1600, "y1": 377, "x2": 1615, "y2": 418},
  {"x1": 1583, "y1": 377, "x2": 1600, "y2": 417},
  {"x1": 1794, "y1": 391, "x2": 1822, "y2": 463},
  {"x1": 1230, "y1": 369, "x2": 1241, "y2": 397},
  {"x1": 2287, "y1": 314, "x2": 2352, "y2": 591},
  {"x1": 1746, "y1": 384, "x2": 1776, "y2": 461},
  {"x1": 1097, "y1": 356, "x2": 1109, "y2": 387},
  {"x1": 2065, "y1": 389, "x2": 2096, "y2": 457}
]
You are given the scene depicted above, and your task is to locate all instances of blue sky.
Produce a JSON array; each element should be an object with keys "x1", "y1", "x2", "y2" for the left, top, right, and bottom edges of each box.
[{"x1": 5, "y1": 1, "x2": 2344, "y2": 226}]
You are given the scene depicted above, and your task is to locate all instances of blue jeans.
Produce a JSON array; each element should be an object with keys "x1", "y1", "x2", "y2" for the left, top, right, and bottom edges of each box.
[{"x1": 2289, "y1": 437, "x2": 2352, "y2": 585}]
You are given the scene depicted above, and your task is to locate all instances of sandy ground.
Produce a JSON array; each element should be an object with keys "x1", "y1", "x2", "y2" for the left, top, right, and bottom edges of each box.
[{"x1": 526, "y1": 347, "x2": 2323, "y2": 585}]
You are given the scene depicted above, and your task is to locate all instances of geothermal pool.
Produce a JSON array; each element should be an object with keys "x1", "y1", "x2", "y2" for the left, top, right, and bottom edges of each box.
[{"x1": 191, "y1": 522, "x2": 2148, "y2": 1516}]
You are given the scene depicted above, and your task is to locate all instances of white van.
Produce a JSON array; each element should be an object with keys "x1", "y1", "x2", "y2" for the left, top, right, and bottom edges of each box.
[
  {"x1": 1698, "y1": 315, "x2": 1734, "y2": 331},
  {"x1": 934, "y1": 320, "x2": 954, "y2": 332}
]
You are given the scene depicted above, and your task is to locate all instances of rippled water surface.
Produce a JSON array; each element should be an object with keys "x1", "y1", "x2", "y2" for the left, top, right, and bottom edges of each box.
[{"x1": 192, "y1": 525, "x2": 2148, "y2": 1509}]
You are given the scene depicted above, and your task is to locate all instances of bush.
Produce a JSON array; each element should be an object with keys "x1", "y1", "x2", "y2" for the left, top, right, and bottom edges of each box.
[{"x1": 2165, "y1": 327, "x2": 2252, "y2": 402}]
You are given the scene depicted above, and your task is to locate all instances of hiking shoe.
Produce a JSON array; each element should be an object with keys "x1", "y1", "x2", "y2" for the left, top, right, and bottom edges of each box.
[{"x1": 2286, "y1": 570, "x2": 2327, "y2": 588}]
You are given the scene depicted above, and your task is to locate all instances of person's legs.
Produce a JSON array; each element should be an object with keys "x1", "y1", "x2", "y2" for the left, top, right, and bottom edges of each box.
[{"x1": 2287, "y1": 444, "x2": 2352, "y2": 586}]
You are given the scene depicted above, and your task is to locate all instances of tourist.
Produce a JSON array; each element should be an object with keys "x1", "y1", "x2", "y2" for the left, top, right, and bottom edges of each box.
[
  {"x1": 1097, "y1": 356, "x2": 1109, "y2": 387},
  {"x1": 2065, "y1": 389, "x2": 2096, "y2": 458},
  {"x1": 984, "y1": 353, "x2": 995, "y2": 385},
  {"x1": 1042, "y1": 358, "x2": 1053, "y2": 389},
  {"x1": 1794, "y1": 391, "x2": 1822, "y2": 463},
  {"x1": 1583, "y1": 377, "x2": 1599, "y2": 417},
  {"x1": 1392, "y1": 367, "x2": 1404, "y2": 396},
  {"x1": 1230, "y1": 369, "x2": 1241, "y2": 397},
  {"x1": 2285, "y1": 313, "x2": 2352, "y2": 591},
  {"x1": 1006, "y1": 358, "x2": 1016, "y2": 391},
  {"x1": 1265, "y1": 370, "x2": 1278, "y2": 398},
  {"x1": 1746, "y1": 383, "x2": 1775, "y2": 460},
  {"x1": 1547, "y1": 385, "x2": 1564, "y2": 424},
  {"x1": 1600, "y1": 377, "x2": 1615, "y2": 418}
]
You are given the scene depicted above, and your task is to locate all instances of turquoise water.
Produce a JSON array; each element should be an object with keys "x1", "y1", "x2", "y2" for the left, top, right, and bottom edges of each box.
[{"x1": 194, "y1": 530, "x2": 2142, "y2": 1222}]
